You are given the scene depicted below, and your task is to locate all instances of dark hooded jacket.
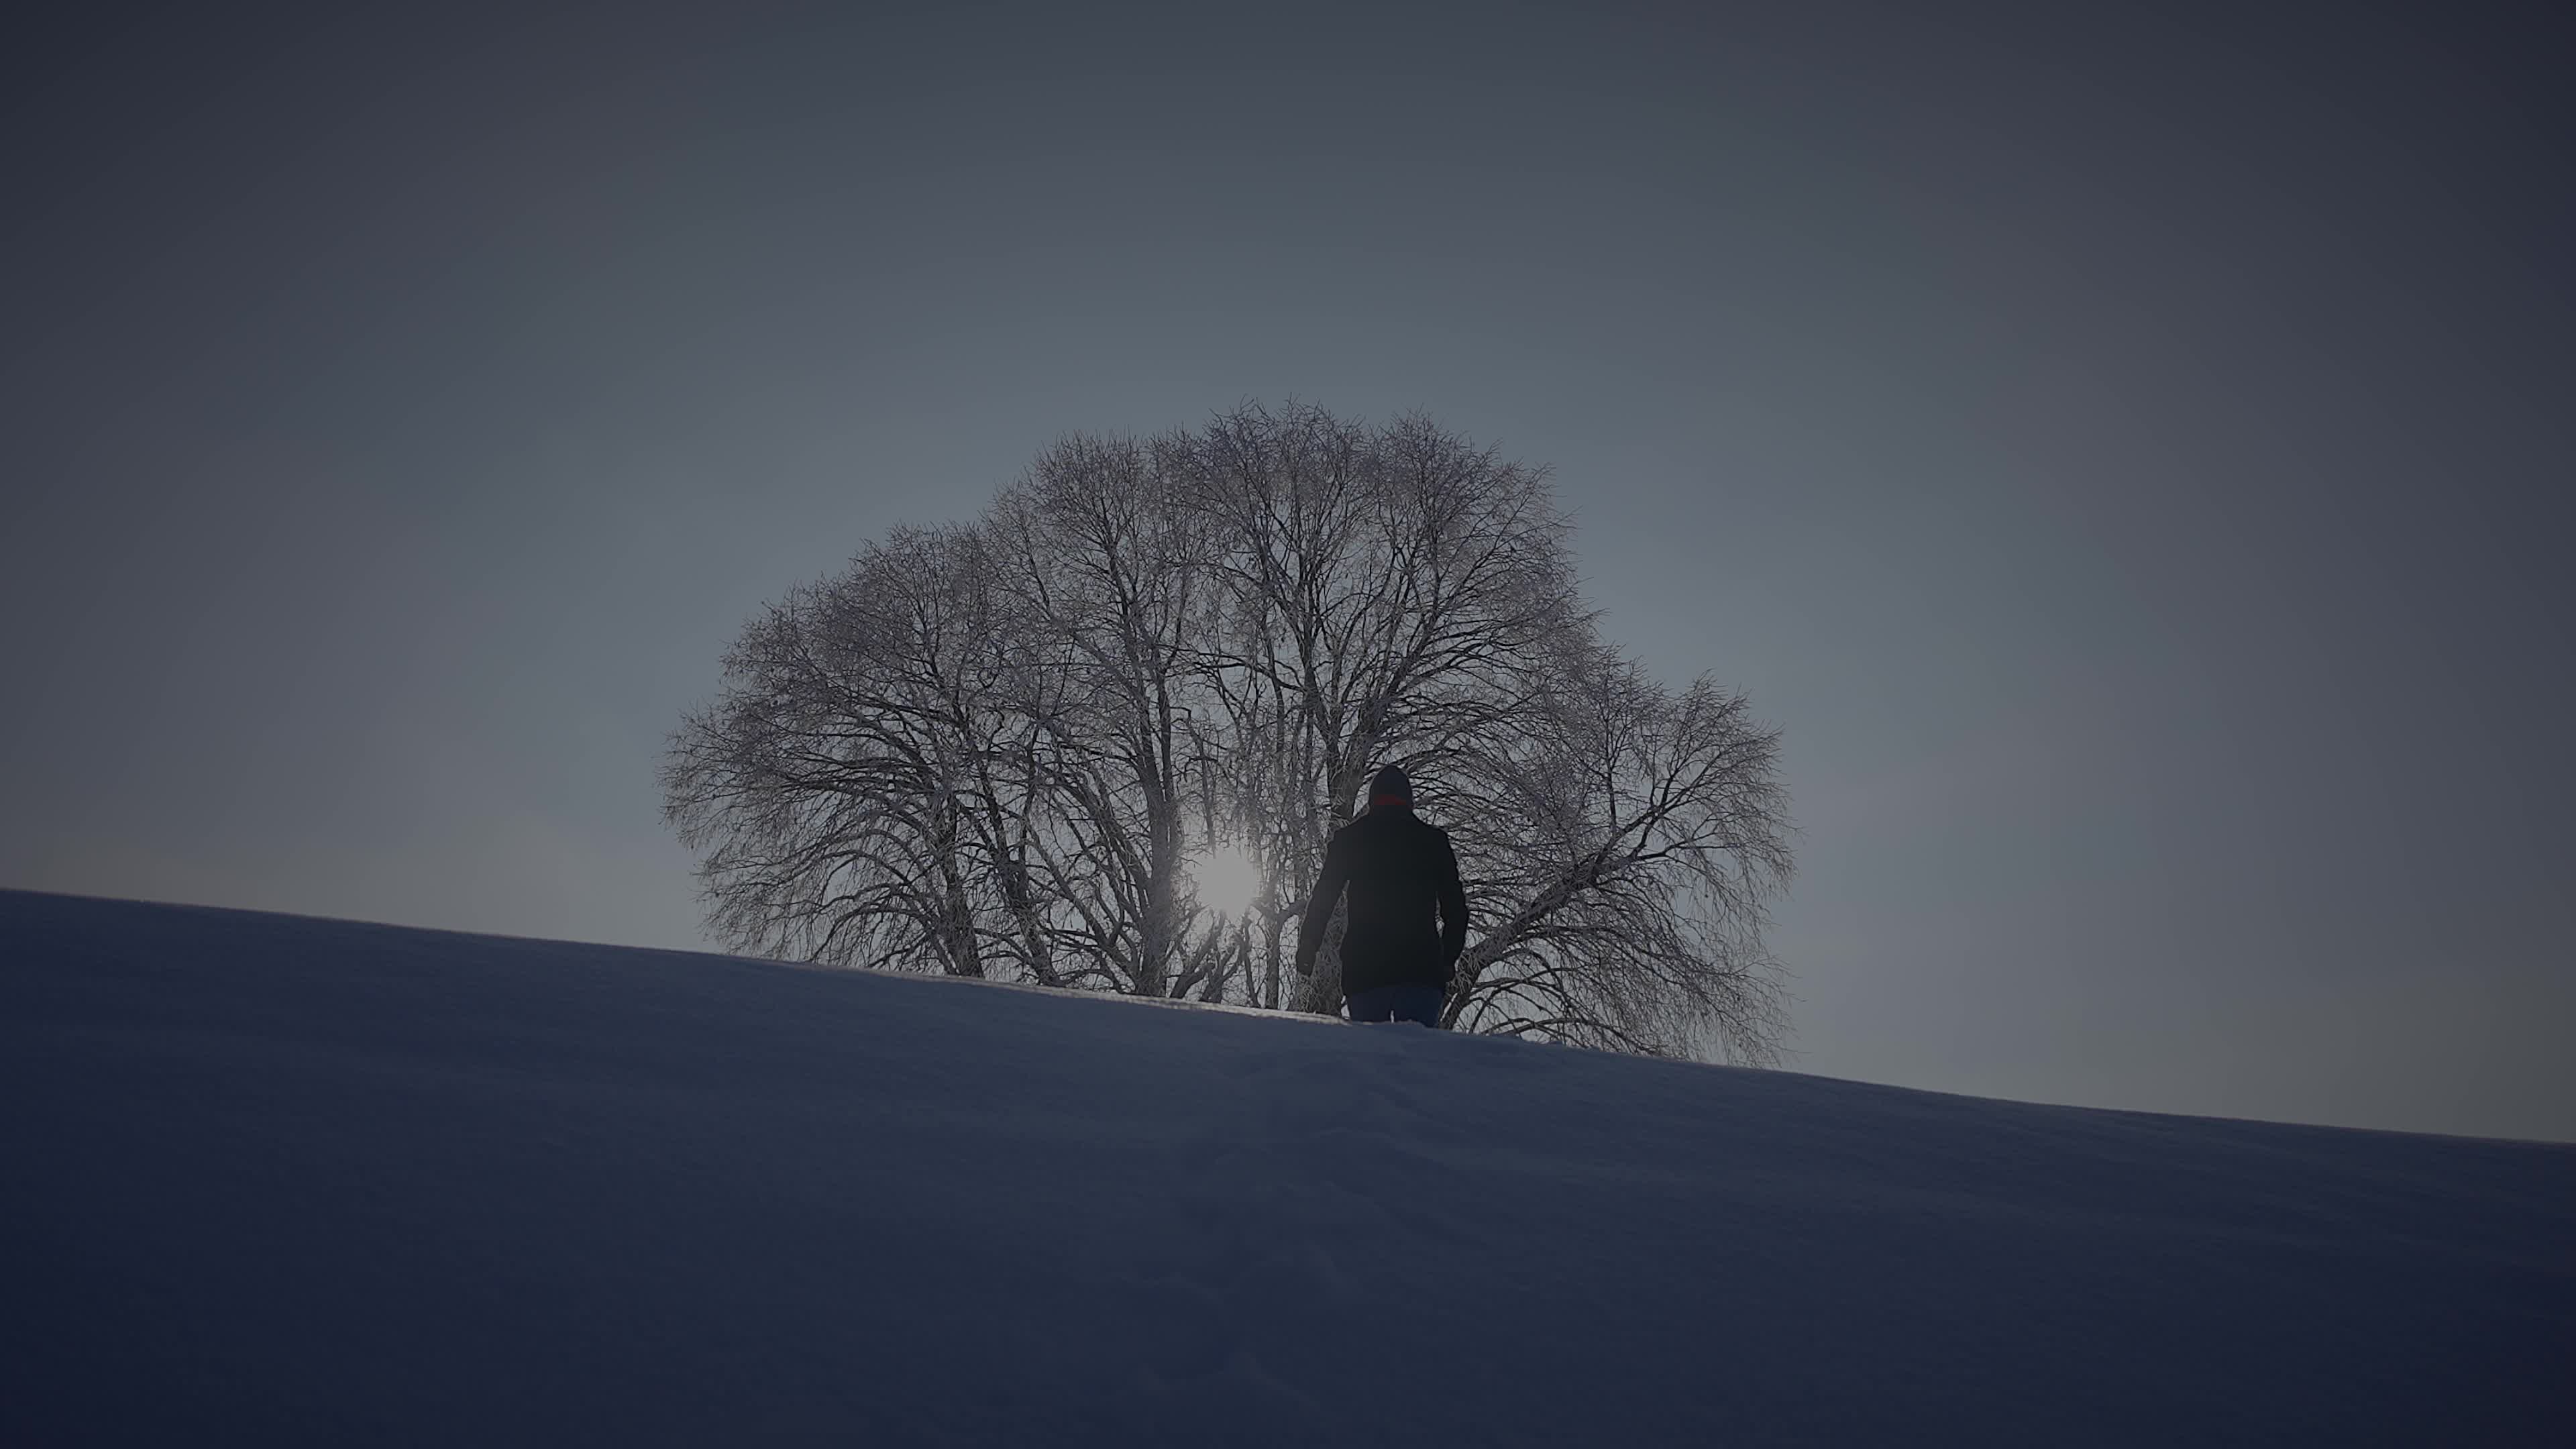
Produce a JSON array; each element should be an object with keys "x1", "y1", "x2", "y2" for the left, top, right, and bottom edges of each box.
[{"x1": 1297, "y1": 797, "x2": 1469, "y2": 996}]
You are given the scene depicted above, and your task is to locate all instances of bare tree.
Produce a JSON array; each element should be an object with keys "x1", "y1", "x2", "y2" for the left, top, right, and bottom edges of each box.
[
  {"x1": 1173, "y1": 404, "x2": 1593, "y2": 1010},
  {"x1": 665, "y1": 403, "x2": 1796, "y2": 1061},
  {"x1": 662, "y1": 525, "x2": 1020, "y2": 977},
  {"x1": 984, "y1": 432, "x2": 1222, "y2": 998},
  {"x1": 1437, "y1": 646, "x2": 1793, "y2": 1061}
]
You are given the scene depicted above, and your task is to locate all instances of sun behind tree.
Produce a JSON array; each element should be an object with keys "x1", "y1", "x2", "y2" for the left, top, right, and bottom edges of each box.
[{"x1": 1187, "y1": 845, "x2": 1263, "y2": 921}]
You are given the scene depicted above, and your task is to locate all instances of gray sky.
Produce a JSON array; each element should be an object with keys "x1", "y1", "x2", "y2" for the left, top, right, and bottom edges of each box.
[{"x1": 7, "y1": 1, "x2": 2569, "y2": 1140}]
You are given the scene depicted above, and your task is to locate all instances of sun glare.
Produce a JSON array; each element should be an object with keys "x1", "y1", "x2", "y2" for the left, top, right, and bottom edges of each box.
[{"x1": 1189, "y1": 845, "x2": 1263, "y2": 918}]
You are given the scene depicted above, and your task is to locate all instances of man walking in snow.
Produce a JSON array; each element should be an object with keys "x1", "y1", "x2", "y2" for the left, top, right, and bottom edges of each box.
[{"x1": 1295, "y1": 763, "x2": 1469, "y2": 1026}]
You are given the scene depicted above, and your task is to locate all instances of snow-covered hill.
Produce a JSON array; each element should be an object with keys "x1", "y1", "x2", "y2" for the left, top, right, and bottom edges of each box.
[{"x1": 4, "y1": 889, "x2": 2569, "y2": 1445}]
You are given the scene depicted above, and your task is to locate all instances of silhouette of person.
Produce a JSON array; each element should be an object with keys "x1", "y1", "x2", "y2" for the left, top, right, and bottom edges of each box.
[{"x1": 1295, "y1": 763, "x2": 1468, "y2": 1026}]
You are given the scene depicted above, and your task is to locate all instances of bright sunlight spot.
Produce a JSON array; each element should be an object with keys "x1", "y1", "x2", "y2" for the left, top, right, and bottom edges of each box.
[{"x1": 1188, "y1": 845, "x2": 1263, "y2": 918}]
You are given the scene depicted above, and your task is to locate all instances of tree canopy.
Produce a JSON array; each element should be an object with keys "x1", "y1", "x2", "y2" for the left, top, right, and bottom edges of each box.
[{"x1": 665, "y1": 402, "x2": 1793, "y2": 1061}]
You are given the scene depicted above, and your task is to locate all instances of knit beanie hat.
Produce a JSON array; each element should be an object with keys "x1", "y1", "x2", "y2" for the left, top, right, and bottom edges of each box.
[{"x1": 1368, "y1": 763, "x2": 1414, "y2": 812}]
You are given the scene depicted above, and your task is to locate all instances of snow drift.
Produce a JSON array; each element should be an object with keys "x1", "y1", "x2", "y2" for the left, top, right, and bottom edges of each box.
[{"x1": 3, "y1": 888, "x2": 2569, "y2": 1444}]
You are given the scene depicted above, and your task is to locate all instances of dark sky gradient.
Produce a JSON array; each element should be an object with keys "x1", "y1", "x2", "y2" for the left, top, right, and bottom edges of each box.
[{"x1": 7, "y1": 2, "x2": 2570, "y2": 1139}]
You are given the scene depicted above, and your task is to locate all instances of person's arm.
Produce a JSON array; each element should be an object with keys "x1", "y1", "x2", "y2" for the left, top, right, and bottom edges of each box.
[
  {"x1": 1293, "y1": 833, "x2": 1351, "y2": 977},
  {"x1": 1437, "y1": 832, "x2": 1468, "y2": 980}
]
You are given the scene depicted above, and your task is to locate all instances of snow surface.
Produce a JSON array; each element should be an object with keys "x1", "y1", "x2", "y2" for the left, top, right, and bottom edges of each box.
[{"x1": 4, "y1": 889, "x2": 2570, "y2": 1446}]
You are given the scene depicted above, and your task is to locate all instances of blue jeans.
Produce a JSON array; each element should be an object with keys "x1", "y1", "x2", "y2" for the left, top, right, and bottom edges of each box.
[{"x1": 1346, "y1": 983, "x2": 1446, "y2": 1026}]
